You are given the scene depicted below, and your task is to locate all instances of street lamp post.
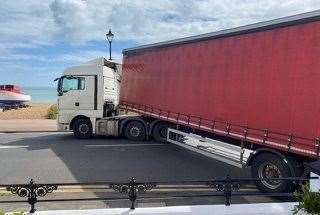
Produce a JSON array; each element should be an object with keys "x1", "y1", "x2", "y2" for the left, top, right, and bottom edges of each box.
[{"x1": 106, "y1": 29, "x2": 114, "y2": 60}]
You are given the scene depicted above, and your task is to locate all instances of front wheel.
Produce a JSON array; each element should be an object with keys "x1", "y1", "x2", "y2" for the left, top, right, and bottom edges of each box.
[
  {"x1": 73, "y1": 118, "x2": 93, "y2": 139},
  {"x1": 251, "y1": 153, "x2": 292, "y2": 193}
]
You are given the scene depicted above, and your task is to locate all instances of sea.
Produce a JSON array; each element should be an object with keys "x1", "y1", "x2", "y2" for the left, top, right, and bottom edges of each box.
[{"x1": 24, "y1": 87, "x2": 57, "y2": 104}]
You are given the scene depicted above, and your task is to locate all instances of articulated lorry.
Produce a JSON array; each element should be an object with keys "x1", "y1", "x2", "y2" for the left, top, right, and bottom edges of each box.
[{"x1": 56, "y1": 11, "x2": 320, "y2": 193}]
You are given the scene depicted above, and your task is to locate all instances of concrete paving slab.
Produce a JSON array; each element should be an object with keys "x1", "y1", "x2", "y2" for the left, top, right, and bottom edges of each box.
[{"x1": 0, "y1": 120, "x2": 57, "y2": 132}]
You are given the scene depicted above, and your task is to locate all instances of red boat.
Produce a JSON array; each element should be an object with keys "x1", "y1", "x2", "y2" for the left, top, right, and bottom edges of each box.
[{"x1": 0, "y1": 85, "x2": 31, "y2": 105}]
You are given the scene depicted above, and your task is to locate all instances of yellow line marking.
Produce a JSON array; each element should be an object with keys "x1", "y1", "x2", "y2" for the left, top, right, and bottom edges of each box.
[{"x1": 0, "y1": 185, "x2": 256, "y2": 194}]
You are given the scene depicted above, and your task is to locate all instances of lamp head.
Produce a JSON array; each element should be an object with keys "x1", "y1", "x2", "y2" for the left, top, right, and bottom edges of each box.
[{"x1": 106, "y1": 29, "x2": 114, "y2": 42}]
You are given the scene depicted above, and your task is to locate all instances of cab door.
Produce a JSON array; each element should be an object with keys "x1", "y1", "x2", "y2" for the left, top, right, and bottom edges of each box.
[
  {"x1": 78, "y1": 76, "x2": 95, "y2": 110},
  {"x1": 58, "y1": 76, "x2": 82, "y2": 111},
  {"x1": 58, "y1": 75, "x2": 96, "y2": 111}
]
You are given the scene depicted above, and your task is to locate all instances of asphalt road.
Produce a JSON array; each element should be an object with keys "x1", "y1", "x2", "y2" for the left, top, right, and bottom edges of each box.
[
  {"x1": 0, "y1": 132, "x2": 250, "y2": 184},
  {"x1": 1, "y1": 132, "x2": 286, "y2": 212}
]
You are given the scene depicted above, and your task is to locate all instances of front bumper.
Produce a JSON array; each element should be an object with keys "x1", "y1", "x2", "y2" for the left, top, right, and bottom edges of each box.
[{"x1": 57, "y1": 123, "x2": 70, "y2": 131}]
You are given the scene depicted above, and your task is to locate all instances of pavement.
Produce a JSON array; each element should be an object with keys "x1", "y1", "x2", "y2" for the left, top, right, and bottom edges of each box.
[
  {"x1": 0, "y1": 120, "x2": 57, "y2": 132},
  {"x1": 19, "y1": 203, "x2": 300, "y2": 215},
  {"x1": 0, "y1": 132, "x2": 289, "y2": 212}
]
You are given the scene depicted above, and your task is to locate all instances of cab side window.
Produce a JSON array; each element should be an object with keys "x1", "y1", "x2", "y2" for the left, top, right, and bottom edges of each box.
[{"x1": 62, "y1": 77, "x2": 85, "y2": 92}]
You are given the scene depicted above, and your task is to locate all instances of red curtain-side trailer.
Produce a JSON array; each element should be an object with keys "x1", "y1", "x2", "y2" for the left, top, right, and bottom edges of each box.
[{"x1": 120, "y1": 10, "x2": 320, "y2": 184}]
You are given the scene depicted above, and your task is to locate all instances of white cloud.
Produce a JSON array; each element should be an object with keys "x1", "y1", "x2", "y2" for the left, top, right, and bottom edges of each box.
[
  {"x1": 1, "y1": 0, "x2": 320, "y2": 50},
  {"x1": 50, "y1": 0, "x2": 96, "y2": 42},
  {"x1": 48, "y1": 0, "x2": 320, "y2": 43}
]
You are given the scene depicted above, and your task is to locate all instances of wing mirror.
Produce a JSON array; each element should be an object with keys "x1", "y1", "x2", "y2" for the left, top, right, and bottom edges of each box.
[{"x1": 55, "y1": 77, "x2": 63, "y2": 96}]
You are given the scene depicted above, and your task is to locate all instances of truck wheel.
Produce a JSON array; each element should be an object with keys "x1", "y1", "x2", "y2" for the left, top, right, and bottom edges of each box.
[
  {"x1": 251, "y1": 153, "x2": 292, "y2": 193},
  {"x1": 124, "y1": 121, "x2": 146, "y2": 141},
  {"x1": 152, "y1": 122, "x2": 171, "y2": 143},
  {"x1": 73, "y1": 118, "x2": 93, "y2": 139}
]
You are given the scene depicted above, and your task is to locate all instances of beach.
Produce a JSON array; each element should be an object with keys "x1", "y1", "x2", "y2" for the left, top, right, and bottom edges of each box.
[
  {"x1": 0, "y1": 88, "x2": 58, "y2": 131},
  {"x1": 0, "y1": 103, "x2": 54, "y2": 120},
  {"x1": 0, "y1": 103, "x2": 57, "y2": 131}
]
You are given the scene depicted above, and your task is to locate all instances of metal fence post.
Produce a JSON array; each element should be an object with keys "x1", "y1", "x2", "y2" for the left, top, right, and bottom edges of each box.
[
  {"x1": 128, "y1": 177, "x2": 137, "y2": 210},
  {"x1": 224, "y1": 175, "x2": 232, "y2": 206},
  {"x1": 28, "y1": 179, "x2": 37, "y2": 213}
]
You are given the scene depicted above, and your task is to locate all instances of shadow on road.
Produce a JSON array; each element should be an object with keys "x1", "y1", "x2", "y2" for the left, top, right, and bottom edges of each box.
[
  {"x1": 0, "y1": 132, "x2": 257, "y2": 209},
  {"x1": 0, "y1": 132, "x2": 250, "y2": 184}
]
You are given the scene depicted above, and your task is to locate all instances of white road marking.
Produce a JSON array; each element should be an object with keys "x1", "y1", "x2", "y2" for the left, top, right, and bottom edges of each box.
[
  {"x1": 0, "y1": 145, "x2": 28, "y2": 149},
  {"x1": 85, "y1": 143, "x2": 164, "y2": 147}
]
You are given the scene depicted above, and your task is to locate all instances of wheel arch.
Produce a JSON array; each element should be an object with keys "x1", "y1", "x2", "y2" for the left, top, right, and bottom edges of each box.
[
  {"x1": 246, "y1": 148, "x2": 296, "y2": 176},
  {"x1": 70, "y1": 115, "x2": 91, "y2": 131}
]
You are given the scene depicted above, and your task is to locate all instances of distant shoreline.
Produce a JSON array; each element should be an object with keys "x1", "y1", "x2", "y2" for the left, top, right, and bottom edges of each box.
[
  {"x1": 27, "y1": 102, "x2": 56, "y2": 105},
  {"x1": 23, "y1": 87, "x2": 57, "y2": 104}
]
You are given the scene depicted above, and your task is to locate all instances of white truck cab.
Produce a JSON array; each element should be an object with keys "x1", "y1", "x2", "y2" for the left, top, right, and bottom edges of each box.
[{"x1": 56, "y1": 57, "x2": 122, "y2": 137}]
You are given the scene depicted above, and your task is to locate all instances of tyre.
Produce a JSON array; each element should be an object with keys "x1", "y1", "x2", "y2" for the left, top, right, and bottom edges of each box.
[
  {"x1": 251, "y1": 153, "x2": 292, "y2": 193},
  {"x1": 152, "y1": 122, "x2": 171, "y2": 143},
  {"x1": 124, "y1": 121, "x2": 146, "y2": 141},
  {"x1": 73, "y1": 118, "x2": 93, "y2": 139}
]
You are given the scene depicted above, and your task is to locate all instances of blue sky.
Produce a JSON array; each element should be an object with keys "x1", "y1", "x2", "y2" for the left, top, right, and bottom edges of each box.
[{"x1": 1, "y1": 0, "x2": 320, "y2": 88}]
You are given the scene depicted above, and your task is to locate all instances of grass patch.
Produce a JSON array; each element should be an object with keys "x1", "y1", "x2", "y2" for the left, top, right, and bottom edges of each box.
[
  {"x1": 293, "y1": 183, "x2": 320, "y2": 214},
  {"x1": 47, "y1": 104, "x2": 58, "y2": 119}
]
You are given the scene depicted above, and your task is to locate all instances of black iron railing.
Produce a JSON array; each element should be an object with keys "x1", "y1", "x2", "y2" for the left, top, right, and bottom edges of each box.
[{"x1": 0, "y1": 176, "x2": 317, "y2": 213}]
